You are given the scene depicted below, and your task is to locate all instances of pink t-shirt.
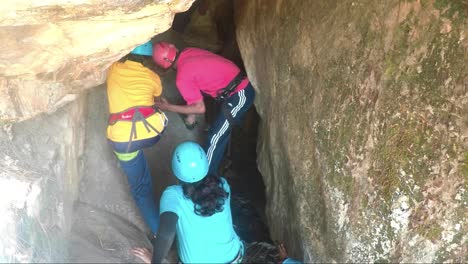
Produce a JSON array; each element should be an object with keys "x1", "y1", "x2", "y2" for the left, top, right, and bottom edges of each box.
[{"x1": 176, "y1": 48, "x2": 249, "y2": 105}]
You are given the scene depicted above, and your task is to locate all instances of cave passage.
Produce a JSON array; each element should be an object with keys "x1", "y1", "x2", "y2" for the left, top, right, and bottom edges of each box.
[
  {"x1": 69, "y1": 1, "x2": 273, "y2": 262},
  {"x1": 2, "y1": 0, "x2": 466, "y2": 263}
]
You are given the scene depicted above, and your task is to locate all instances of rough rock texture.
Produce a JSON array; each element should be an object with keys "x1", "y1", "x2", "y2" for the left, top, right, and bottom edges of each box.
[
  {"x1": 0, "y1": 96, "x2": 86, "y2": 262},
  {"x1": 176, "y1": 0, "x2": 242, "y2": 65},
  {"x1": 0, "y1": 1, "x2": 196, "y2": 262},
  {"x1": 0, "y1": 0, "x2": 194, "y2": 122},
  {"x1": 236, "y1": 0, "x2": 467, "y2": 262},
  {"x1": 181, "y1": 0, "x2": 234, "y2": 53}
]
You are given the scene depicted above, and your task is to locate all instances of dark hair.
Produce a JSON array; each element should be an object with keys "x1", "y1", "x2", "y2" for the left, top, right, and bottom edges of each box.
[
  {"x1": 182, "y1": 174, "x2": 229, "y2": 217},
  {"x1": 118, "y1": 53, "x2": 168, "y2": 75}
]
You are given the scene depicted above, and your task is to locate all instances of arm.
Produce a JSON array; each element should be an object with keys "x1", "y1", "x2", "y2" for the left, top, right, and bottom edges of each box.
[
  {"x1": 152, "y1": 212, "x2": 178, "y2": 263},
  {"x1": 155, "y1": 97, "x2": 206, "y2": 115},
  {"x1": 132, "y1": 212, "x2": 178, "y2": 264}
]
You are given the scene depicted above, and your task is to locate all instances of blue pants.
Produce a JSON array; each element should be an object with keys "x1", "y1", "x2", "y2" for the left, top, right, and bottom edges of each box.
[
  {"x1": 118, "y1": 150, "x2": 159, "y2": 234},
  {"x1": 205, "y1": 83, "x2": 255, "y2": 175}
]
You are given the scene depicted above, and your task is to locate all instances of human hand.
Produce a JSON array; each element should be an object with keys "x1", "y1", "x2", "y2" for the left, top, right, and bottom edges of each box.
[
  {"x1": 185, "y1": 114, "x2": 196, "y2": 125},
  {"x1": 154, "y1": 97, "x2": 170, "y2": 111},
  {"x1": 277, "y1": 242, "x2": 288, "y2": 263},
  {"x1": 182, "y1": 114, "x2": 198, "y2": 130},
  {"x1": 131, "y1": 247, "x2": 152, "y2": 264}
]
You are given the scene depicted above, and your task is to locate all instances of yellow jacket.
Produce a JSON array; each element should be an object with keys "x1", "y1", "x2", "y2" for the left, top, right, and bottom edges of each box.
[{"x1": 106, "y1": 60, "x2": 166, "y2": 144}]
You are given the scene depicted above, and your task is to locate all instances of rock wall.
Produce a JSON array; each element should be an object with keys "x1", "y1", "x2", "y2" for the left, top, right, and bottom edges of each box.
[
  {"x1": 0, "y1": 0, "x2": 194, "y2": 122},
  {"x1": 0, "y1": 96, "x2": 86, "y2": 262},
  {"x1": 236, "y1": 0, "x2": 467, "y2": 262},
  {"x1": 0, "y1": 1, "x2": 195, "y2": 262}
]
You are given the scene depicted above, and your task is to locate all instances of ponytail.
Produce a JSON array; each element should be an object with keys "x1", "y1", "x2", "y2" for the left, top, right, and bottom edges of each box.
[{"x1": 182, "y1": 175, "x2": 228, "y2": 216}]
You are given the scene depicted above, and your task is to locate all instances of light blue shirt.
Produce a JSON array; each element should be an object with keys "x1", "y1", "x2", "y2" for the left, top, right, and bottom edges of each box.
[
  {"x1": 160, "y1": 177, "x2": 241, "y2": 263},
  {"x1": 283, "y1": 257, "x2": 304, "y2": 264}
]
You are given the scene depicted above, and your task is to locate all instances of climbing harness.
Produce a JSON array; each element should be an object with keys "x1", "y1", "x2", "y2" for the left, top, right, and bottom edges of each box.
[
  {"x1": 215, "y1": 71, "x2": 246, "y2": 125},
  {"x1": 221, "y1": 101, "x2": 237, "y2": 126},
  {"x1": 108, "y1": 105, "x2": 168, "y2": 152},
  {"x1": 215, "y1": 71, "x2": 246, "y2": 103}
]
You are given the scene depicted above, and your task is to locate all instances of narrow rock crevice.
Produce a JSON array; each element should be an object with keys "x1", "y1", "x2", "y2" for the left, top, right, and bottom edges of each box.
[{"x1": 0, "y1": 0, "x2": 466, "y2": 263}]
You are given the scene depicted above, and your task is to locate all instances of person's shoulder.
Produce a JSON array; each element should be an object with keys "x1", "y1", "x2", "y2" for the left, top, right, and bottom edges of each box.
[
  {"x1": 143, "y1": 66, "x2": 161, "y2": 81},
  {"x1": 163, "y1": 184, "x2": 183, "y2": 195},
  {"x1": 160, "y1": 185, "x2": 183, "y2": 213},
  {"x1": 161, "y1": 185, "x2": 183, "y2": 204},
  {"x1": 183, "y1": 47, "x2": 206, "y2": 53},
  {"x1": 182, "y1": 47, "x2": 214, "y2": 58},
  {"x1": 123, "y1": 60, "x2": 161, "y2": 80}
]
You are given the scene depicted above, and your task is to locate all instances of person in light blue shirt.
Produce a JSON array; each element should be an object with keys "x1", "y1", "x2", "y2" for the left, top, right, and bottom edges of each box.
[{"x1": 132, "y1": 141, "x2": 243, "y2": 263}]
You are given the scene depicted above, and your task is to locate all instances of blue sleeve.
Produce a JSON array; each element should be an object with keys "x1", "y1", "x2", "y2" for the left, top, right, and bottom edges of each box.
[
  {"x1": 220, "y1": 177, "x2": 230, "y2": 193},
  {"x1": 160, "y1": 186, "x2": 180, "y2": 215},
  {"x1": 152, "y1": 212, "x2": 177, "y2": 263}
]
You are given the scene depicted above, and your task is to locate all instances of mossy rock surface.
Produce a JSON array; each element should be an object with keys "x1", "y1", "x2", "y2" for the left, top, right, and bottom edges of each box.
[{"x1": 236, "y1": 0, "x2": 467, "y2": 262}]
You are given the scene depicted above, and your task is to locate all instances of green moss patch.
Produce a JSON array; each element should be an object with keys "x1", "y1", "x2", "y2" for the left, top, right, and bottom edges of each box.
[{"x1": 434, "y1": 0, "x2": 468, "y2": 18}]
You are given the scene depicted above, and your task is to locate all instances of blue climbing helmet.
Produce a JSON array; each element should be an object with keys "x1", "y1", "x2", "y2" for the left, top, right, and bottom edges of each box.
[
  {"x1": 130, "y1": 40, "x2": 153, "y2": 56},
  {"x1": 172, "y1": 141, "x2": 209, "y2": 183}
]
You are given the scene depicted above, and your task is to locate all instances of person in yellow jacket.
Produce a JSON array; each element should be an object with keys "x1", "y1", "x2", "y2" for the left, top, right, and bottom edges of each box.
[{"x1": 106, "y1": 41, "x2": 167, "y2": 236}]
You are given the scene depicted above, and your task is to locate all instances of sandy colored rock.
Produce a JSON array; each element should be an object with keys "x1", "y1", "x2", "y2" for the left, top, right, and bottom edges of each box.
[
  {"x1": 0, "y1": 95, "x2": 86, "y2": 262},
  {"x1": 0, "y1": 0, "x2": 194, "y2": 121},
  {"x1": 236, "y1": 0, "x2": 467, "y2": 262}
]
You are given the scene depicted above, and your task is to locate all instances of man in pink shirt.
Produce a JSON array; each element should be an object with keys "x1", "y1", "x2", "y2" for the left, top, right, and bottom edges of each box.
[{"x1": 152, "y1": 42, "x2": 255, "y2": 175}]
